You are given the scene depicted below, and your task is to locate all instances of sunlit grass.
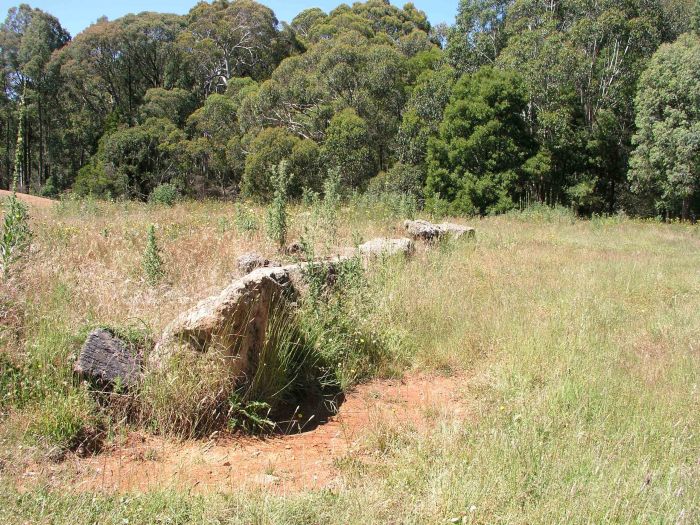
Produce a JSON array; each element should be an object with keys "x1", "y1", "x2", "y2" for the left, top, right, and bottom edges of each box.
[{"x1": 1, "y1": 198, "x2": 698, "y2": 523}]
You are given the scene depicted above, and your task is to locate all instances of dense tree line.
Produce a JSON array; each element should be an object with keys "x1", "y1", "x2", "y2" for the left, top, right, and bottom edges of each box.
[{"x1": 1, "y1": 0, "x2": 698, "y2": 217}]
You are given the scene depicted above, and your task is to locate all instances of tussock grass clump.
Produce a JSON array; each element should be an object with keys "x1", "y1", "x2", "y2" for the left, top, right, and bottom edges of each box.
[
  {"x1": 139, "y1": 349, "x2": 233, "y2": 438},
  {"x1": 226, "y1": 304, "x2": 334, "y2": 434},
  {"x1": 299, "y1": 252, "x2": 398, "y2": 389},
  {"x1": 26, "y1": 388, "x2": 102, "y2": 455}
]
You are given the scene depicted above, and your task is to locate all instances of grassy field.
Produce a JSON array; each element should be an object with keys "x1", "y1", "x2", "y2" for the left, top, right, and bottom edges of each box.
[{"x1": 1, "y1": 197, "x2": 699, "y2": 523}]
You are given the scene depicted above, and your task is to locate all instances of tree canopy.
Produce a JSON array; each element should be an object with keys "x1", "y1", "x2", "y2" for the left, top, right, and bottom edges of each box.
[
  {"x1": 629, "y1": 33, "x2": 700, "y2": 219},
  {"x1": 0, "y1": 0, "x2": 697, "y2": 218}
]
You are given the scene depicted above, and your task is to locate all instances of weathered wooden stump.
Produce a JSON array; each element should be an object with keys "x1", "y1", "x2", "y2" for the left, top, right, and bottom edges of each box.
[{"x1": 74, "y1": 329, "x2": 142, "y2": 389}]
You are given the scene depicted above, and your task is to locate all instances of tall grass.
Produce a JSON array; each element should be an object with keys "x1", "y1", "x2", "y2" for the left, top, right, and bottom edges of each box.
[{"x1": 0, "y1": 200, "x2": 698, "y2": 523}]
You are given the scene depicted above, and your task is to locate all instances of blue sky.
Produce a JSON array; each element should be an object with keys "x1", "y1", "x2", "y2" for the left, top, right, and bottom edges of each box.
[{"x1": 0, "y1": 1, "x2": 460, "y2": 37}]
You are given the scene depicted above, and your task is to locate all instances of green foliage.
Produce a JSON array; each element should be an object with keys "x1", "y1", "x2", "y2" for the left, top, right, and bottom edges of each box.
[
  {"x1": 2, "y1": 0, "x2": 699, "y2": 220},
  {"x1": 397, "y1": 66, "x2": 457, "y2": 166},
  {"x1": 241, "y1": 127, "x2": 322, "y2": 201},
  {"x1": 426, "y1": 67, "x2": 536, "y2": 215},
  {"x1": 323, "y1": 109, "x2": 376, "y2": 189},
  {"x1": 72, "y1": 147, "x2": 115, "y2": 199},
  {"x1": 0, "y1": 192, "x2": 31, "y2": 279},
  {"x1": 291, "y1": 8, "x2": 328, "y2": 44},
  {"x1": 27, "y1": 389, "x2": 100, "y2": 452},
  {"x1": 299, "y1": 254, "x2": 387, "y2": 390},
  {"x1": 1, "y1": 98, "x2": 31, "y2": 276},
  {"x1": 75, "y1": 118, "x2": 187, "y2": 200},
  {"x1": 184, "y1": 0, "x2": 285, "y2": 93},
  {"x1": 566, "y1": 175, "x2": 603, "y2": 215},
  {"x1": 319, "y1": 167, "x2": 341, "y2": 233},
  {"x1": 140, "y1": 88, "x2": 195, "y2": 127},
  {"x1": 142, "y1": 224, "x2": 165, "y2": 285},
  {"x1": 266, "y1": 161, "x2": 290, "y2": 249},
  {"x1": 447, "y1": 0, "x2": 509, "y2": 73},
  {"x1": 148, "y1": 183, "x2": 179, "y2": 207},
  {"x1": 233, "y1": 203, "x2": 259, "y2": 235},
  {"x1": 227, "y1": 304, "x2": 333, "y2": 434},
  {"x1": 495, "y1": 0, "x2": 679, "y2": 213},
  {"x1": 303, "y1": 168, "x2": 343, "y2": 250},
  {"x1": 629, "y1": 33, "x2": 700, "y2": 219},
  {"x1": 368, "y1": 162, "x2": 424, "y2": 199},
  {"x1": 227, "y1": 397, "x2": 274, "y2": 434}
]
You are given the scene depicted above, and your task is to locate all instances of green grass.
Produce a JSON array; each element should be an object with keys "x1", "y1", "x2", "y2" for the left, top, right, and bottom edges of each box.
[{"x1": 0, "y1": 200, "x2": 698, "y2": 523}]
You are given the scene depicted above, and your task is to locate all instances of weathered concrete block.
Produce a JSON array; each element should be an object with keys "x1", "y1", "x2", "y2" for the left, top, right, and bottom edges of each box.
[
  {"x1": 403, "y1": 219, "x2": 442, "y2": 241},
  {"x1": 404, "y1": 219, "x2": 476, "y2": 242},
  {"x1": 359, "y1": 238, "x2": 415, "y2": 260},
  {"x1": 152, "y1": 267, "x2": 292, "y2": 382},
  {"x1": 237, "y1": 252, "x2": 279, "y2": 274},
  {"x1": 436, "y1": 222, "x2": 476, "y2": 240}
]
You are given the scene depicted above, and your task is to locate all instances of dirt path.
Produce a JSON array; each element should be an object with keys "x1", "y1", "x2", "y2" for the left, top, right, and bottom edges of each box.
[
  {"x1": 0, "y1": 190, "x2": 56, "y2": 208},
  {"x1": 47, "y1": 373, "x2": 473, "y2": 494}
]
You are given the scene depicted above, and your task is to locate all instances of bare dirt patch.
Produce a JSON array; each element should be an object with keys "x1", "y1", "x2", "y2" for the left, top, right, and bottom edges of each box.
[
  {"x1": 0, "y1": 190, "x2": 56, "y2": 208},
  {"x1": 39, "y1": 373, "x2": 473, "y2": 494}
]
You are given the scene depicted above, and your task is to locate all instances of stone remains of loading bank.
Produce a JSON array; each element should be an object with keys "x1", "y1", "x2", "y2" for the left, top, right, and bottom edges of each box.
[{"x1": 74, "y1": 219, "x2": 475, "y2": 389}]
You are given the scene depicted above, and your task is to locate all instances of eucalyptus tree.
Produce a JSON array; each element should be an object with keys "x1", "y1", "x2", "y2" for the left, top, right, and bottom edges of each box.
[
  {"x1": 629, "y1": 33, "x2": 700, "y2": 219},
  {"x1": 181, "y1": 0, "x2": 285, "y2": 95},
  {"x1": 58, "y1": 13, "x2": 188, "y2": 126},
  {"x1": 0, "y1": 5, "x2": 69, "y2": 189},
  {"x1": 496, "y1": 0, "x2": 678, "y2": 211},
  {"x1": 447, "y1": 0, "x2": 510, "y2": 73}
]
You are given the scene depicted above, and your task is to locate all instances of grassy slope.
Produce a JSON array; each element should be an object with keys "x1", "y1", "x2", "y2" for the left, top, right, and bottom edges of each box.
[{"x1": 1, "y1": 200, "x2": 699, "y2": 523}]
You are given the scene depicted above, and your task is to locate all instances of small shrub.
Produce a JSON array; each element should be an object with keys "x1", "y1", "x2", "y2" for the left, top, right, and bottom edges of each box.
[
  {"x1": 142, "y1": 224, "x2": 165, "y2": 285},
  {"x1": 266, "y1": 160, "x2": 290, "y2": 250},
  {"x1": 303, "y1": 169, "x2": 343, "y2": 252},
  {"x1": 299, "y1": 254, "x2": 389, "y2": 390},
  {"x1": 148, "y1": 183, "x2": 179, "y2": 206},
  {"x1": 227, "y1": 397, "x2": 275, "y2": 434},
  {"x1": 233, "y1": 203, "x2": 258, "y2": 234},
  {"x1": 367, "y1": 162, "x2": 424, "y2": 199},
  {"x1": 0, "y1": 191, "x2": 31, "y2": 278},
  {"x1": 319, "y1": 168, "x2": 341, "y2": 243}
]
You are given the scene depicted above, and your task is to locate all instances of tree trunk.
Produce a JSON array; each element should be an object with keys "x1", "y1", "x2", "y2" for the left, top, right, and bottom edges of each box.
[
  {"x1": 681, "y1": 196, "x2": 689, "y2": 221},
  {"x1": 4, "y1": 110, "x2": 10, "y2": 189},
  {"x1": 25, "y1": 116, "x2": 31, "y2": 192},
  {"x1": 38, "y1": 95, "x2": 44, "y2": 187}
]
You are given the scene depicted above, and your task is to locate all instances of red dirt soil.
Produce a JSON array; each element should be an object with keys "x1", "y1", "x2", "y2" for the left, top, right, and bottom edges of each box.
[
  {"x1": 45, "y1": 373, "x2": 473, "y2": 494},
  {"x1": 0, "y1": 190, "x2": 55, "y2": 208}
]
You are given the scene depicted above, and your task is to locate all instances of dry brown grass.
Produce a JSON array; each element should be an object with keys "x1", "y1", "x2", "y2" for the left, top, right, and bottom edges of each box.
[
  {"x1": 24, "y1": 199, "x2": 397, "y2": 336},
  {"x1": 1, "y1": 199, "x2": 699, "y2": 524}
]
